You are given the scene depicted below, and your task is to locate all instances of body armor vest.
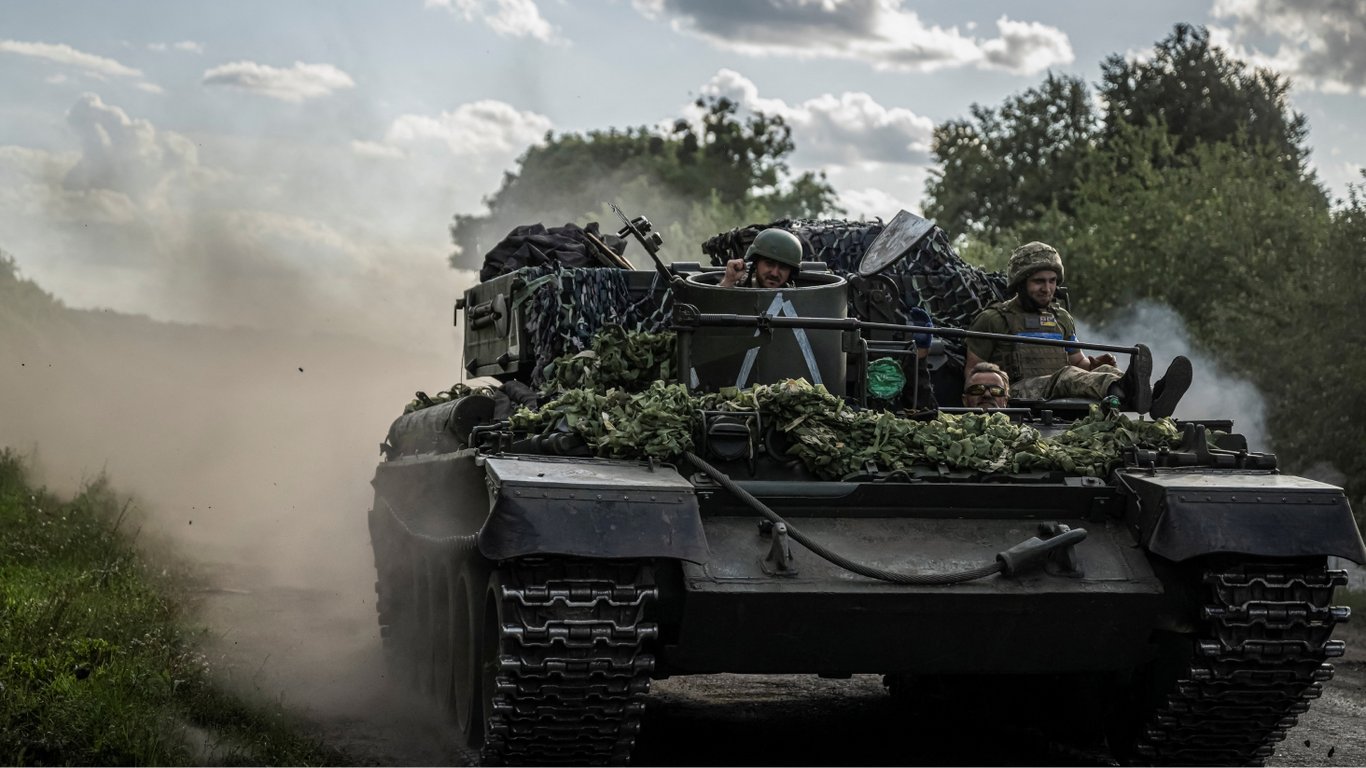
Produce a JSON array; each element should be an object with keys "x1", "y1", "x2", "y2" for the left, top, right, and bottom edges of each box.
[{"x1": 990, "y1": 298, "x2": 1071, "y2": 382}]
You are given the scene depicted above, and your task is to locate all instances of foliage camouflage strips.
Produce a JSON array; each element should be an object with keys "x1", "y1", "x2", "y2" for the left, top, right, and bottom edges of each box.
[
  {"x1": 545, "y1": 325, "x2": 676, "y2": 394},
  {"x1": 509, "y1": 330, "x2": 1183, "y2": 480}
]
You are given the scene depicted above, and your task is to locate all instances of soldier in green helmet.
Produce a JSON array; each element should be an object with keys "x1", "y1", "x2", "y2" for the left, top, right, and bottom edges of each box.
[
  {"x1": 964, "y1": 241, "x2": 1192, "y2": 418},
  {"x1": 719, "y1": 228, "x2": 804, "y2": 289}
]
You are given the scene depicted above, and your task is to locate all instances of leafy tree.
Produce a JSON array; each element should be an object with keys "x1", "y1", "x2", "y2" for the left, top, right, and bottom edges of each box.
[
  {"x1": 448, "y1": 97, "x2": 837, "y2": 270},
  {"x1": 924, "y1": 73, "x2": 1096, "y2": 241},
  {"x1": 925, "y1": 24, "x2": 1320, "y2": 246},
  {"x1": 1293, "y1": 178, "x2": 1366, "y2": 506},
  {"x1": 1099, "y1": 23, "x2": 1311, "y2": 173},
  {"x1": 0, "y1": 250, "x2": 77, "y2": 345},
  {"x1": 1057, "y1": 124, "x2": 1329, "y2": 327}
]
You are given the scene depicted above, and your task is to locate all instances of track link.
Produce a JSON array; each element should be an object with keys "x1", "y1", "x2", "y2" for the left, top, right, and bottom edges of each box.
[
  {"x1": 1133, "y1": 562, "x2": 1350, "y2": 766},
  {"x1": 482, "y1": 559, "x2": 658, "y2": 766}
]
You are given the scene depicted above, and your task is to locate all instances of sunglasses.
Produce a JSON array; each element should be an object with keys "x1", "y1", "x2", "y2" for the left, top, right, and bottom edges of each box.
[{"x1": 964, "y1": 383, "x2": 1007, "y2": 397}]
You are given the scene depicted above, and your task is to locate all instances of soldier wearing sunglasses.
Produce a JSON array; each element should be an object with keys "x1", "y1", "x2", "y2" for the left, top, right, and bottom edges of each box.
[{"x1": 962, "y1": 362, "x2": 1010, "y2": 409}]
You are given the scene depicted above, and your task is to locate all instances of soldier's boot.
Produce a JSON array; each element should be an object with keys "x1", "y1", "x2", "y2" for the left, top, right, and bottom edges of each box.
[
  {"x1": 1109, "y1": 344, "x2": 1154, "y2": 414},
  {"x1": 1148, "y1": 355, "x2": 1193, "y2": 419}
]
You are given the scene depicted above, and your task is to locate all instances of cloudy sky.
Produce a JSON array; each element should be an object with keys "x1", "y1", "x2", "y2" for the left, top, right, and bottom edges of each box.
[{"x1": 3, "y1": 0, "x2": 1363, "y2": 346}]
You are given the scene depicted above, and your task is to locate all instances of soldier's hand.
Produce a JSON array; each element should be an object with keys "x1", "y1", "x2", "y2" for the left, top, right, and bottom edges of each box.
[
  {"x1": 721, "y1": 258, "x2": 746, "y2": 287},
  {"x1": 1092, "y1": 353, "x2": 1117, "y2": 368}
]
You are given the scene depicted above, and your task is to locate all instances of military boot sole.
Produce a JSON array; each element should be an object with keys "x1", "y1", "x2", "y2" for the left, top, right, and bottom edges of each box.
[
  {"x1": 1149, "y1": 355, "x2": 1193, "y2": 420},
  {"x1": 1124, "y1": 343, "x2": 1154, "y2": 414}
]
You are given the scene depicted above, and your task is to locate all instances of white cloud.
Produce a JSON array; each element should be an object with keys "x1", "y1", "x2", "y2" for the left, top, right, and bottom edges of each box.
[
  {"x1": 425, "y1": 0, "x2": 557, "y2": 42},
  {"x1": 632, "y1": 1, "x2": 1072, "y2": 74},
  {"x1": 350, "y1": 140, "x2": 407, "y2": 159},
  {"x1": 1211, "y1": 0, "x2": 1366, "y2": 95},
  {"x1": 0, "y1": 39, "x2": 143, "y2": 78},
  {"x1": 382, "y1": 99, "x2": 553, "y2": 156},
  {"x1": 693, "y1": 69, "x2": 934, "y2": 166},
  {"x1": 135, "y1": 82, "x2": 165, "y2": 95},
  {"x1": 837, "y1": 186, "x2": 918, "y2": 220},
  {"x1": 981, "y1": 17, "x2": 1073, "y2": 74},
  {"x1": 148, "y1": 40, "x2": 205, "y2": 54},
  {"x1": 202, "y1": 61, "x2": 356, "y2": 102},
  {"x1": 62, "y1": 92, "x2": 198, "y2": 201}
]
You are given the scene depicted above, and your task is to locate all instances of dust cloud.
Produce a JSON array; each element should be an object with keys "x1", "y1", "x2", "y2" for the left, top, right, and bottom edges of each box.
[{"x1": 0, "y1": 265, "x2": 471, "y2": 761}]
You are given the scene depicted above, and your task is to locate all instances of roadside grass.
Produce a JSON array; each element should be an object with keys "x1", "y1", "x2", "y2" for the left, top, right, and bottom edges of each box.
[
  {"x1": 1338, "y1": 585, "x2": 1366, "y2": 623},
  {"x1": 0, "y1": 449, "x2": 350, "y2": 766}
]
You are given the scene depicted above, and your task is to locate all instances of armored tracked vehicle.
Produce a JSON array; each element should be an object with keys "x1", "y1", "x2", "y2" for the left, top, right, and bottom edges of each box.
[{"x1": 368, "y1": 210, "x2": 1365, "y2": 765}]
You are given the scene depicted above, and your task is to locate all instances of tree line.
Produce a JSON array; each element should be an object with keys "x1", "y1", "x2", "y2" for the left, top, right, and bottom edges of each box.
[
  {"x1": 448, "y1": 23, "x2": 1365, "y2": 509},
  {"x1": 922, "y1": 24, "x2": 1364, "y2": 510}
]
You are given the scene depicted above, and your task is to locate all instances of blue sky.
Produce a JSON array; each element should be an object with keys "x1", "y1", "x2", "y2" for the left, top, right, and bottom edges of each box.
[{"x1": 2, "y1": 0, "x2": 1362, "y2": 348}]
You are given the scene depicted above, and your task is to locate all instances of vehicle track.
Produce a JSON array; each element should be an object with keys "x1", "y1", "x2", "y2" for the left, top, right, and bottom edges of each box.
[{"x1": 198, "y1": 573, "x2": 1364, "y2": 767}]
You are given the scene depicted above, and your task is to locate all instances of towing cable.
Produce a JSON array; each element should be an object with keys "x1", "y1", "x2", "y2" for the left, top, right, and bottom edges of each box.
[{"x1": 683, "y1": 450, "x2": 1086, "y2": 585}]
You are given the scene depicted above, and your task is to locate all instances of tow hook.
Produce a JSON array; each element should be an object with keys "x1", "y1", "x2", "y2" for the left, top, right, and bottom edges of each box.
[
  {"x1": 759, "y1": 520, "x2": 799, "y2": 576},
  {"x1": 996, "y1": 524, "x2": 1087, "y2": 577}
]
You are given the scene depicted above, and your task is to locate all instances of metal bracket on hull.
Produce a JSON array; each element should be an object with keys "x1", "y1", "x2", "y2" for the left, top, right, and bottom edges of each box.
[
  {"x1": 760, "y1": 520, "x2": 799, "y2": 576},
  {"x1": 996, "y1": 524, "x2": 1088, "y2": 577},
  {"x1": 1040, "y1": 522, "x2": 1085, "y2": 578}
]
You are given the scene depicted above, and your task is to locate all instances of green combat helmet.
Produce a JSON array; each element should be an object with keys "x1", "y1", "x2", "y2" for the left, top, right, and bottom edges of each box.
[
  {"x1": 745, "y1": 228, "x2": 805, "y2": 273},
  {"x1": 1007, "y1": 241, "x2": 1064, "y2": 292}
]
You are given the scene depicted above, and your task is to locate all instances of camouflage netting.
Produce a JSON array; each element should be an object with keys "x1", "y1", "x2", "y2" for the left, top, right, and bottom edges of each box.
[
  {"x1": 485, "y1": 218, "x2": 1003, "y2": 392},
  {"x1": 403, "y1": 380, "x2": 497, "y2": 414},
  {"x1": 477, "y1": 221, "x2": 629, "y2": 282},
  {"x1": 518, "y1": 264, "x2": 674, "y2": 388},
  {"x1": 507, "y1": 327, "x2": 1185, "y2": 480},
  {"x1": 545, "y1": 325, "x2": 675, "y2": 394},
  {"x1": 701, "y1": 218, "x2": 1008, "y2": 332}
]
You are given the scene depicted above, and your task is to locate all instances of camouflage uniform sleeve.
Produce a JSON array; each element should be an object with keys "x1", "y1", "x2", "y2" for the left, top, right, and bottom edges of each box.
[{"x1": 966, "y1": 309, "x2": 1007, "y2": 362}]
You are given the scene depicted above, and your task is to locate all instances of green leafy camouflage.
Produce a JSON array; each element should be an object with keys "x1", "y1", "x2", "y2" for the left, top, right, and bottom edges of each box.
[
  {"x1": 511, "y1": 381, "x2": 696, "y2": 459},
  {"x1": 403, "y1": 382, "x2": 496, "y2": 414},
  {"x1": 513, "y1": 375, "x2": 1184, "y2": 478},
  {"x1": 544, "y1": 326, "x2": 676, "y2": 394}
]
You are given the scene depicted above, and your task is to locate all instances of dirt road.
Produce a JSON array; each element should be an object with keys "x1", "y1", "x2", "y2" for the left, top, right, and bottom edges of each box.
[{"x1": 200, "y1": 578, "x2": 1366, "y2": 767}]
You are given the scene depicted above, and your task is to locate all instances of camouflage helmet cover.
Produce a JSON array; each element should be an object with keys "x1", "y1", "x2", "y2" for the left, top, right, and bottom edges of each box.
[
  {"x1": 1007, "y1": 241, "x2": 1064, "y2": 291},
  {"x1": 745, "y1": 228, "x2": 804, "y2": 271}
]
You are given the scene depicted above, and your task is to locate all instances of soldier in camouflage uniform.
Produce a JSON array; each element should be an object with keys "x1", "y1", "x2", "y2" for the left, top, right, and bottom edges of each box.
[{"x1": 964, "y1": 242, "x2": 1192, "y2": 418}]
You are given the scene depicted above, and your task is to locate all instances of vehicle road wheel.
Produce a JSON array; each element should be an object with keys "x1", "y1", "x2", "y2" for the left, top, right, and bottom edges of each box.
[
  {"x1": 449, "y1": 554, "x2": 487, "y2": 747},
  {"x1": 428, "y1": 553, "x2": 452, "y2": 705}
]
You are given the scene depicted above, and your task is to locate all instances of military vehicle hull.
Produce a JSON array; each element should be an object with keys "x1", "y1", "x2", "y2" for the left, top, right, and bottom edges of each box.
[{"x1": 370, "y1": 444, "x2": 1363, "y2": 765}]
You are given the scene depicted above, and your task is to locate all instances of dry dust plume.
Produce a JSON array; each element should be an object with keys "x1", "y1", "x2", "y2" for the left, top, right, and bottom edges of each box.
[{"x1": 0, "y1": 259, "x2": 472, "y2": 761}]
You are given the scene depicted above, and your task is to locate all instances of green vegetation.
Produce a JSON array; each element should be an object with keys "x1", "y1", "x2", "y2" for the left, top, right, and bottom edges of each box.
[
  {"x1": 1338, "y1": 585, "x2": 1366, "y2": 622},
  {"x1": 0, "y1": 451, "x2": 346, "y2": 766},
  {"x1": 922, "y1": 23, "x2": 1366, "y2": 510},
  {"x1": 926, "y1": 24, "x2": 1314, "y2": 243},
  {"x1": 448, "y1": 95, "x2": 841, "y2": 268}
]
